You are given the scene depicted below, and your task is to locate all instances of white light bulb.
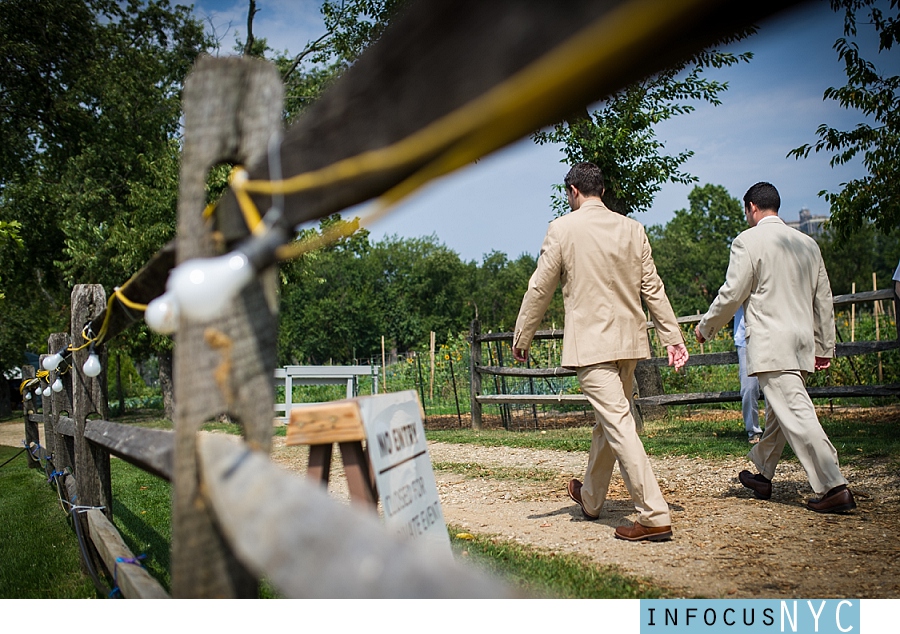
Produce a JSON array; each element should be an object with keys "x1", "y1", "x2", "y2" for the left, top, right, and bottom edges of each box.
[
  {"x1": 52, "y1": 377, "x2": 64, "y2": 392},
  {"x1": 168, "y1": 252, "x2": 253, "y2": 322},
  {"x1": 42, "y1": 386, "x2": 51, "y2": 397},
  {"x1": 83, "y1": 353, "x2": 102, "y2": 378},
  {"x1": 24, "y1": 391, "x2": 32, "y2": 400},
  {"x1": 43, "y1": 353, "x2": 63, "y2": 371},
  {"x1": 145, "y1": 291, "x2": 180, "y2": 334}
]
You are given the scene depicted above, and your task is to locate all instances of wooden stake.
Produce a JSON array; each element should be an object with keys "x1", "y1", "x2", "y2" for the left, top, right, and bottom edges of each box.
[
  {"x1": 851, "y1": 282, "x2": 856, "y2": 342},
  {"x1": 381, "y1": 335, "x2": 387, "y2": 391},
  {"x1": 430, "y1": 331, "x2": 436, "y2": 401},
  {"x1": 874, "y1": 273, "x2": 882, "y2": 383}
]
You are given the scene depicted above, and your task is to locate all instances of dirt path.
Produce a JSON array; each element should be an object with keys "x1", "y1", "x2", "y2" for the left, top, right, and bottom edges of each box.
[{"x1": 4, "y1": 417, "x2": 898, "y2": 598}]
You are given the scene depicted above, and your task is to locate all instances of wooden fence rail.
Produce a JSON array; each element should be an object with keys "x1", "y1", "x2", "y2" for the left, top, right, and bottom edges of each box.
[
  {"x1": 468, "y1": 288, "x2": 900, "y2": 429},
  {"x1": 16, "y1": 55, "x2": 511, "y2": 599}
]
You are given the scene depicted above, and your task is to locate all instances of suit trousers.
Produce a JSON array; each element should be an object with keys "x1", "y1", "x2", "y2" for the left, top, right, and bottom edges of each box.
[
  {"x1": 577, "y1": 360, "x2": 671, "y2": 527},
  {"x1": 737, "y1": 346, "x2": 763, "y2": 437},
  {"x1": 748, "y1": 370, "x2": 847, "y2": 497}
]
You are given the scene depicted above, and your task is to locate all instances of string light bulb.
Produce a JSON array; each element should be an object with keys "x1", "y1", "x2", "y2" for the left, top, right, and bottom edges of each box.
[
  {"x1": 51, "y1": 377, "x2": 64, "y2": 393},
  {"x1": 83, "y1": 344, "x2": 102, "y2": 378},
  {"x1": 42, "y1": 347, "x2": 67, "y2": 371},
  {"x1": 167, "y1": 252, "x2": 253, "y2": 322},
  {"x1": 24, "y1": 391, "x2": 32, "y2": 400},
  {"x1": 42, "y1": 385, "x2": 52, "y2": 398},
  {"x1": 144, "y1": 290, "x2": 180, "y2": 334}
]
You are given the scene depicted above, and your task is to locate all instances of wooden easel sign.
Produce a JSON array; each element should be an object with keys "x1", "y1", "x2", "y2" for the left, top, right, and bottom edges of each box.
[{"x1": 358, "y1": 390, "x2": 453, "y2": 561}]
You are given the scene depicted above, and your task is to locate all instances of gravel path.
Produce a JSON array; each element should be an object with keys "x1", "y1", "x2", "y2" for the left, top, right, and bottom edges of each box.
[{"x1": 4, "y1": 417, "x2": 898, "y2": 598}]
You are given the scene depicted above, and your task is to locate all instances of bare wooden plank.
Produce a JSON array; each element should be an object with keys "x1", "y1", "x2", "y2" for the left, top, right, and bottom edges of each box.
[
  {"x1": 56, "y1": 416, "x2": 76, "y2": 437},
  {"x1": 478, "y1": 366, "x2": 576, "y2": 378},
  {"x1": 196, "y1": 434, "x2": 510, "y2": 598},
  {"x1": 46, "y1": 333, "x2": 73, "y2": 471},
  {"x1": 286, "y1": 400, "x2": 365, "y2": 446},
  {"x1": 469, "y1": 320, "x2": 483, "y2": 430},
  {"x1": 84, "y1": 509, "x2": 170, "y2": 599},
  {"x1": 71, "y1": 284, "x2": 112, "y2": 520},
  {"x1": 22, "y1": 365, "x2": 40, "y2": 469},
  {"x1": 477, "y1": 394, "x2": 589, "y2": 405},
  {"x1": 832, "y1": 288, "x2": 894, "y2": 306},
  {"x1": 835, "y1": 340, "x2": 900, "y2": 356},
  {"x1": 84, "y1": 420, "x2": 174, "y2": 482},
  {"x1": 171, "y1": 55, "x2": 283, "y2": 598}
]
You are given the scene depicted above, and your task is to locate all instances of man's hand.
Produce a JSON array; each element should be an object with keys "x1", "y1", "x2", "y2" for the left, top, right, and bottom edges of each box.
[
  {"x1": 814, "y1": 356, "x2": 831, "y2": 371},
  {"x1": 667, "y1": 343, "x2": 689, "y2": 372},
  {"x1": 694, "y1": 325, "x2": 706, "y2": 344},
  {"x1": 512, "y1": 346, "x2": 529, "y2": 363}
]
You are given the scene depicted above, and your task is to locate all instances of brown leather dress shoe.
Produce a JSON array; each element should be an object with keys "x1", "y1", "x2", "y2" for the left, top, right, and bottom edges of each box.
[
  {"x1": 739, "y1": 470, "x2": 772, "y2": 500},
  {"x1": 615, "y1": 521, "x2": 673, "y2": 542},
  {"x1": 567, "y1": 479, "x2": 598, "y2": 520},
  {"x1": 807, "y1": 485, "x2": 857, "y2": 514}
]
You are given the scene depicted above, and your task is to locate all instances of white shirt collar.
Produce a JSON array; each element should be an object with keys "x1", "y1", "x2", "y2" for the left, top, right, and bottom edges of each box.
[{"x1": 756, "y1": 215, "x2": 784, "y2": 226}]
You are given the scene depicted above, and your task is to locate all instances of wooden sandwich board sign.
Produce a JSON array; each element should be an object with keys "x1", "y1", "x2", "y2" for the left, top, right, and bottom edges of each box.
[
  {"x1": 358, "y1": 390, "x2": 453, "y2": 560},
  {"x1": 287, "y1": 390, "x2": 452, "y2": 560}
]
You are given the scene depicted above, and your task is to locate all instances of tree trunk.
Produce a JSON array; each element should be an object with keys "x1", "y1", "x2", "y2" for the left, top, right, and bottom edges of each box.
[{"x1": 159, "y1": 350, "x2": 175, "y2": 421}]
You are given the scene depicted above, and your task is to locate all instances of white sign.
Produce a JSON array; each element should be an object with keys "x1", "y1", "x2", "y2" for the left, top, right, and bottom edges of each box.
[{"x1": 359, "y1": 390, "x2": 452, "y2": 560}]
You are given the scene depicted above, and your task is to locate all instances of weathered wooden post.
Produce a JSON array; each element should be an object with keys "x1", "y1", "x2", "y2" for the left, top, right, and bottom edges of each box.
[
  {"x1": 71, "y1": 284, "x2": 111, "y2": 518},
  {"x1": 21, "y1": 365, "x2": 40, "y2": 469},
  {"x1": 469, "y1": 320, "x2": 482, "y2": 430},
  {"x1": 171, "y1": 55, "x2": 282, "y2": 598},
  {"x1": 47, "y1": 333, "x2": 74, "y2": 473}
]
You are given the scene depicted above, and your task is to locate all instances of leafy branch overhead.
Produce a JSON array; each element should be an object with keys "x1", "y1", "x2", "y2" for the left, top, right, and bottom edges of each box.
[
  {"x1": 788, "y1": 0, "x2": 900, "y2": 236},
  {"x1": 535, "y1": 29, "x2": 756, "y2": 217}
]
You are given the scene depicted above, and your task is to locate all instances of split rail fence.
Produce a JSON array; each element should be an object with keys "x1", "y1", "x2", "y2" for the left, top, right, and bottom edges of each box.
[
  {"x1": 468, "y1": 288, "x2": 900, "y2": 429},
  {"x1": 15, "y1": 56, "x2": 508, "y2": 599}
]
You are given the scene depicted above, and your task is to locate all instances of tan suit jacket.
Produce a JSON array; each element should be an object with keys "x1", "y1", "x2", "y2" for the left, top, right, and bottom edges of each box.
[
  {"x1": 513, "y1": 199, "x2": 683, "y2": 367},
  {"x1": 697, "y1": 216, "x2": 835, "y2": 375}
]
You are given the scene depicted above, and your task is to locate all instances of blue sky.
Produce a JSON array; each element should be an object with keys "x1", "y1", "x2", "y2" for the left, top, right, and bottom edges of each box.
[{"x1": 192, "y1": 1, "x2": 898, "y2": 262}]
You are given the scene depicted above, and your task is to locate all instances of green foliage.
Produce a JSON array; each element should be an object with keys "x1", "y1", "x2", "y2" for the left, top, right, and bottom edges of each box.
[
  {"x1": 534, "y1": 37, "x2": 754, "y2": 216},
  {"x1": 788, "y1": 0, "x2": 900, "y2": 235},
  {"x1": 0, "y1": 0, "x2": 210, "y2": 375},
  {"x1": 647, "y1": 184, "x2": 747, "y2": 315},
  {"x1": 816, "y1": 221, "x2": 900, "y2": 295}
]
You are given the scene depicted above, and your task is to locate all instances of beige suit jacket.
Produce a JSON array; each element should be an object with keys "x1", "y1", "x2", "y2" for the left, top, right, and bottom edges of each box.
[
  {"x1": 697, "y1": 215, "x2": 835, "y2": 375},
  {"x1": 513, "y1": 199, "x2": 683, "y2": 368}
]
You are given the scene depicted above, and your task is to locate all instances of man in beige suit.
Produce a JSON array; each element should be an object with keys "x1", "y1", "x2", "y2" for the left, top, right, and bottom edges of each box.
[
  {"x1": 512, "y1": 162, "x2": 688, "y2": 542},
  {"x1": 695, "y1": 182, "x2": 855, "y2": 514}
]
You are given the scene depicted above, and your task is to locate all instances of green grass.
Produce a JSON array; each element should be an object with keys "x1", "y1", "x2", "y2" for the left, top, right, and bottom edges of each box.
[
  {"x1": 449, "y1": 527, "x2": 667, "y2": 598},
  {"x1": 427, "y1": 406, "x2": 900, "y2": 467},
  {"x1": 0, "y1": 445, "x2": 96, "y2": 598}
]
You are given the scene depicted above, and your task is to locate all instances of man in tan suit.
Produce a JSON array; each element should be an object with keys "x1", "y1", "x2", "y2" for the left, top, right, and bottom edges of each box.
[
  {"x1": 512, "y1": 162, "x2": 688, "y2": 541},
  {"x1": 695, "y1": 182, "x2": 855, "y2": 513}
]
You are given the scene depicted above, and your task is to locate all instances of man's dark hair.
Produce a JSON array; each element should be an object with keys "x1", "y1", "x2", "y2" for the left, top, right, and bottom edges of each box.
[
  {"x1": 564, "y1": 162, "x2": 605, "y2": 197},
  {"x1": 743, "y1": 182, "x2": 781, "y2": 213}
]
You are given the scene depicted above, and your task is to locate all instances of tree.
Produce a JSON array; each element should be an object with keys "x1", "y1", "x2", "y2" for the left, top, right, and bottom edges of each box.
[
  {"x1": 0, "y1": 0, "x2": 210, "y2": 378},
  {"x1": 647, "y1": 184, "x2": 746, "y2": 316},
  {"x1": 788, "y1": 0, "x2": 900, "y2": 236},
  {"x1": 816, "y1": 221, "x2": 900, "y2": 296},
  {"x1": 534, "y1": 35, "x2": 754, "y2": 217}
]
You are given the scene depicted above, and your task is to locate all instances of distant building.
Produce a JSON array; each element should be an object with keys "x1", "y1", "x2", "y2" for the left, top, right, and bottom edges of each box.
[{"x1": 785, "y1": 206, "x2": 828, "y2": 237}]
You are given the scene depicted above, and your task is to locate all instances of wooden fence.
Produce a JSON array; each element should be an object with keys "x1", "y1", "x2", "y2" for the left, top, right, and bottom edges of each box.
[
  {"x1": 468, "y1": 288, "x2": 900, "y2": 429},
  {"x1": 16, "y1": 56, "x2": 509, "y2": 599}
]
